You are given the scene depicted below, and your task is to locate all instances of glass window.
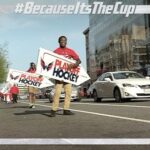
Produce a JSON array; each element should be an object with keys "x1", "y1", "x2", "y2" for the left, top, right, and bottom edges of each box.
[
  {"x1": 105, "y1": 73, "x2": 113, "y2": 81},
  {"x1": 97, "y1": 74, "x2": 106, "y2": 81},
  {"x1": 113, "y1": 72, "x2": 144, "y2": 80}
]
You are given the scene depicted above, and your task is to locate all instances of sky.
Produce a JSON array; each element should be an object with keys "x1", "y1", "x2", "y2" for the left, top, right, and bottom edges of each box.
[{"x1": 0, "y1": 0, "x2": 89, "y2": 71}]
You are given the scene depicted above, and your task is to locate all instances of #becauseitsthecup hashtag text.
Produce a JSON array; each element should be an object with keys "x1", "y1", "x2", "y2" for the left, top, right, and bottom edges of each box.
[{"x1": 20, "y1": 1, "x2": 136, "y2": 17}]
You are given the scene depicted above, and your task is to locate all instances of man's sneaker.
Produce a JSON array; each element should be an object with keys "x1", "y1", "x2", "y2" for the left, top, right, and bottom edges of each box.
[
  {"x1": 32, "y1": 105, "x2": 35, "y2": 108},
  {"x1": 49, "y1": 110, "x2": 56, "y2": 117},
  {"x1": 29, "y1": 105, "x2": 34, "y2": 108},
  {"x1": 63, "y1": 110, "x2": 74, "y2": 115}
]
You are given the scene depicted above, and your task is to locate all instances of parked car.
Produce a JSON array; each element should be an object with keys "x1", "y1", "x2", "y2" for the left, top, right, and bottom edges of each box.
[
  {"x1": 44, "y1": 89, "x2": 52, "y2": 98},
  {"x1": 87, "y1": 84, "x2": 95, "y2": 98},
  {"x1": 92, "y1": 71, "x2": 150, "y2": 102},
  {"x1": 19, "y1": 94, "x2": 28, "y2": 100},
  {"x1": 36, "y1": 89, "x2": 45, "y2": 99},
  {"x1": 49, "y1": 86, "x2": 81, "y2": 102}
]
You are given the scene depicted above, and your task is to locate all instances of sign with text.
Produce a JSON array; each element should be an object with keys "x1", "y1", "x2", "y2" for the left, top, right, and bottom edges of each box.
[
  {"x1": 36, "y1": 48, "x2": 90, "y2": 85},
  {"x1": 7, "y1": 69, "x2": 54, "y2": 88}
]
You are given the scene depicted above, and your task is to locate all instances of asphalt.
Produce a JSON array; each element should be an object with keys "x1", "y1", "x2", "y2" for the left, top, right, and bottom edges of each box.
[{"x1": 0, "y1": 98, "x2": 150, "y2": 150}]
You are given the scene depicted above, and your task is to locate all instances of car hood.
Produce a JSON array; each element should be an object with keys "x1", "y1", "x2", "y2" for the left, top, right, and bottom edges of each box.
[{"x1": 115, "y1": 78, "x2": 150, "y2": 85}]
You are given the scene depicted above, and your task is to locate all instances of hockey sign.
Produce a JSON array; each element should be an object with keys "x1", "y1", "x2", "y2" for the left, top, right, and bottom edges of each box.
[
  {"x1": 7, "y1": 69, "x2": 54, "y2": 88},
  {"x1": 36, "y1": 48, "x2": 90, "y2": 85}
]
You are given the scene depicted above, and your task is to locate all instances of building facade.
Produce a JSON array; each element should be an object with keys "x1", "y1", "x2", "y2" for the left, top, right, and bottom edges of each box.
[{"x1": 84, "y1": 0, "x2": 150, "y2": 82}]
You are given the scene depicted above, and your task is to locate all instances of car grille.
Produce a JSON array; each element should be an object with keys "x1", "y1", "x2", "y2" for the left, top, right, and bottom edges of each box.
[
  {"x1": 137, "y1": 93, "x2": 150, "y2": 96},
  {"x1": 139, "y1": 85, "x2": 150, "y2": 89}
]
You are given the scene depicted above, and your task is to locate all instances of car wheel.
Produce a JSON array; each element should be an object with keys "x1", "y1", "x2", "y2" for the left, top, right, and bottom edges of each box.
[
  {"x1": 74, "y1": 98, "x2": 81, "y2": 102},
  {"x1": 114, "y1": 88, "x2": 122, "y2": 102},
  {"x1": 49, "y1": 99, "x2": 53, "y2": 103},
  {"x1": 86, "y1": 95, "x2": 90, "y2": 98},
  {"x1": 93, "y1": 90, "x2": 102, "y2": 102},
  {"x1": 49, "y1": 97, "x2": 53, "y2": 103},
  {"x1": 124, "y1": 98, "x2": 131, "y2": 102}
]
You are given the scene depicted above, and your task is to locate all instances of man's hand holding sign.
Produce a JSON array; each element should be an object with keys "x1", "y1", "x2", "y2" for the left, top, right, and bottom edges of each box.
[{"x1": 67, "y1": 59, "x2": 81, "y2": 70}]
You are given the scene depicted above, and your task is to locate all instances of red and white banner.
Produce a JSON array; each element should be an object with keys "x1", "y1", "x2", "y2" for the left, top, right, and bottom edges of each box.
[
  {"x1": 6, "y1": 69, "x2": 54, "y2": 88},
  {"x1": 36, "y1": 48, "x2": 90, "y2": 85}
]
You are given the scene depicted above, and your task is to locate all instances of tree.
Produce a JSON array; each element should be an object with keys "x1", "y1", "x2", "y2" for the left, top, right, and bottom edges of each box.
[{"x1": 0, "y1": 43, "x2": 8, "y2": 83}]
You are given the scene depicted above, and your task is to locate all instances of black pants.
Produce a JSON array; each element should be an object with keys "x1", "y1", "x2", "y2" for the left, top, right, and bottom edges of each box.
[{"x1": 12, "y1": 94, "x2": 18, "y2": 103}]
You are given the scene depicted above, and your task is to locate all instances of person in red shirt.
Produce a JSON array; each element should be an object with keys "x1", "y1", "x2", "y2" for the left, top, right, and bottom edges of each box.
[
  {"x1": 27, "y1": 62, "x2": 36, "y2": 73},
  {"x1": 50, "y1": 36, "x2": 81, "y2": 117},
  {"x1": 27, "y1": 62, "x2": 37, "y2": 108},
  {"x1": 10, "y1": 84, "x2": 19, "y2": 103}
]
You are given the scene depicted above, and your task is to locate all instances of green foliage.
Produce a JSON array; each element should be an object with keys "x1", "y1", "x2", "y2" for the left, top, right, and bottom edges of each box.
[{"x1": 0, "y1": 43, "x2": 8, "y2": 83}]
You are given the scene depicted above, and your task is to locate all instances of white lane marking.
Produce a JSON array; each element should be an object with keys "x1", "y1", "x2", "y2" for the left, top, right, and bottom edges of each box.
[
  {"x1": 20, "y1": 101, "x2": 150, "y2": 124},
  {"x1": 34, "y1": 100, "x2": 150, "y2": 109},
  {"x1": 71, "y1": 102, "x2": 150, "y2": 109},
  {"x1": 0, "y1": 138, "x2": 150, "y2": 145}
]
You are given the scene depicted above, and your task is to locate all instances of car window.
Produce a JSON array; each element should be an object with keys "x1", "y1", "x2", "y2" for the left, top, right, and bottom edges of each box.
[
  {"x1": 105, "y1": 73, "x2": 113, "y2": 81},
  {"x1": 97, "y1": 74, "x2": 106, "y2": 81},
  {"x1": 113, "y1": 72, "x2": 144, "y2": 80}
]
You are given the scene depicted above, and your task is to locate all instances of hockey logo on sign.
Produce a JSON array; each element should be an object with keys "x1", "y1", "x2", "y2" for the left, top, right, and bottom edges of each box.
[
  {"x1": 10, "y1": 73, "x2": 19, "y2": 80},
  {"x1": 41, "y1": 58, "x2": 53, "y2": 71}
]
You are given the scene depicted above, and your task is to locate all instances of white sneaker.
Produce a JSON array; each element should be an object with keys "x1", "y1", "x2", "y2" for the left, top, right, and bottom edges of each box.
[
  {"x1": 32, "y1": 105, "x2": 35, "y2": 108},
  {"x1": 29, "y1": 105, "x2": 35, "y2": 108}
]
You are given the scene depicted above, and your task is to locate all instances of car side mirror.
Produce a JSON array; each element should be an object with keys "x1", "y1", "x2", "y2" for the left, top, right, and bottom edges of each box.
[{"x1": 105, "y1": 78, "x2": 111, "y2": 82}]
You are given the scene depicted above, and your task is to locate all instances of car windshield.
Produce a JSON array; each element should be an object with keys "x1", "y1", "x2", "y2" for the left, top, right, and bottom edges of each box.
[{"x1": 113, "y1": 72, "x2": 144, "y2": 80}]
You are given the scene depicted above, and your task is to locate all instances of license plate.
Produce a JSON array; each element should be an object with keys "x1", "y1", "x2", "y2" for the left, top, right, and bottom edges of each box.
[{"x1": 144, "y1": 89, "x2": 150, "y2": 93}]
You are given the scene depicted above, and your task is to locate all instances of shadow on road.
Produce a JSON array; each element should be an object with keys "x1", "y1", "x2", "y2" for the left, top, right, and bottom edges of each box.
[
  {"x1": 0, "y1": 105, "x2": 29, "y2": 109},
  {"x1": 79, "y1": 99, "x2": 150, "y2": 104},
  {"x1": 14, "y1": 109, "x2": 63, "y2": 117}
]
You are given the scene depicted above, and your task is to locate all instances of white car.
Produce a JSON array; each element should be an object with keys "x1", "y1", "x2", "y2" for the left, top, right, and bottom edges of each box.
[
  {"x1": 19, "y1": 94, "x2": 28, "y2": 100},
  {"x1": 87, "y1": 84, "x2": 95, "y2": 98},
  {"x1": 92, "y1": 71, "x2": 150, "y2": 102}
]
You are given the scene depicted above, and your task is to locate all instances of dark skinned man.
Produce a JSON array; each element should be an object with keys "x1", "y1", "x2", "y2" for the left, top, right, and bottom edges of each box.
[{"x1": 50, "y1": 36, "x2": 81, "y2": 117}]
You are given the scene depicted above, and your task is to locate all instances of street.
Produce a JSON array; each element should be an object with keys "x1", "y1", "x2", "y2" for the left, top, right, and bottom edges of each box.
[{"x1": 0, "y1": 98, "x2": 150, "y2": 150}]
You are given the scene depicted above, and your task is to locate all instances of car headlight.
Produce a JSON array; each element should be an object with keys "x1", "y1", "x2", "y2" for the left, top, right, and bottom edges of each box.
[
  {"x1": 122, "y1": 83, "x2": 136, "y2": 87},
  {"x1": 72, "y1": 91, "x2": 77, "y2": 95}
]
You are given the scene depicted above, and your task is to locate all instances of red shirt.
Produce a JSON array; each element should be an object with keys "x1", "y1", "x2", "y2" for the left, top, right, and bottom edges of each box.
[
  {"x1": 54, "y1": 47, "x2": 79, "y2": 60},
  {"x1": 27, "y1": 68, "x2": 36, "y2": 73},
  {"x1": 10, "y1": 86, "x2": 19, "y2": 94}
]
